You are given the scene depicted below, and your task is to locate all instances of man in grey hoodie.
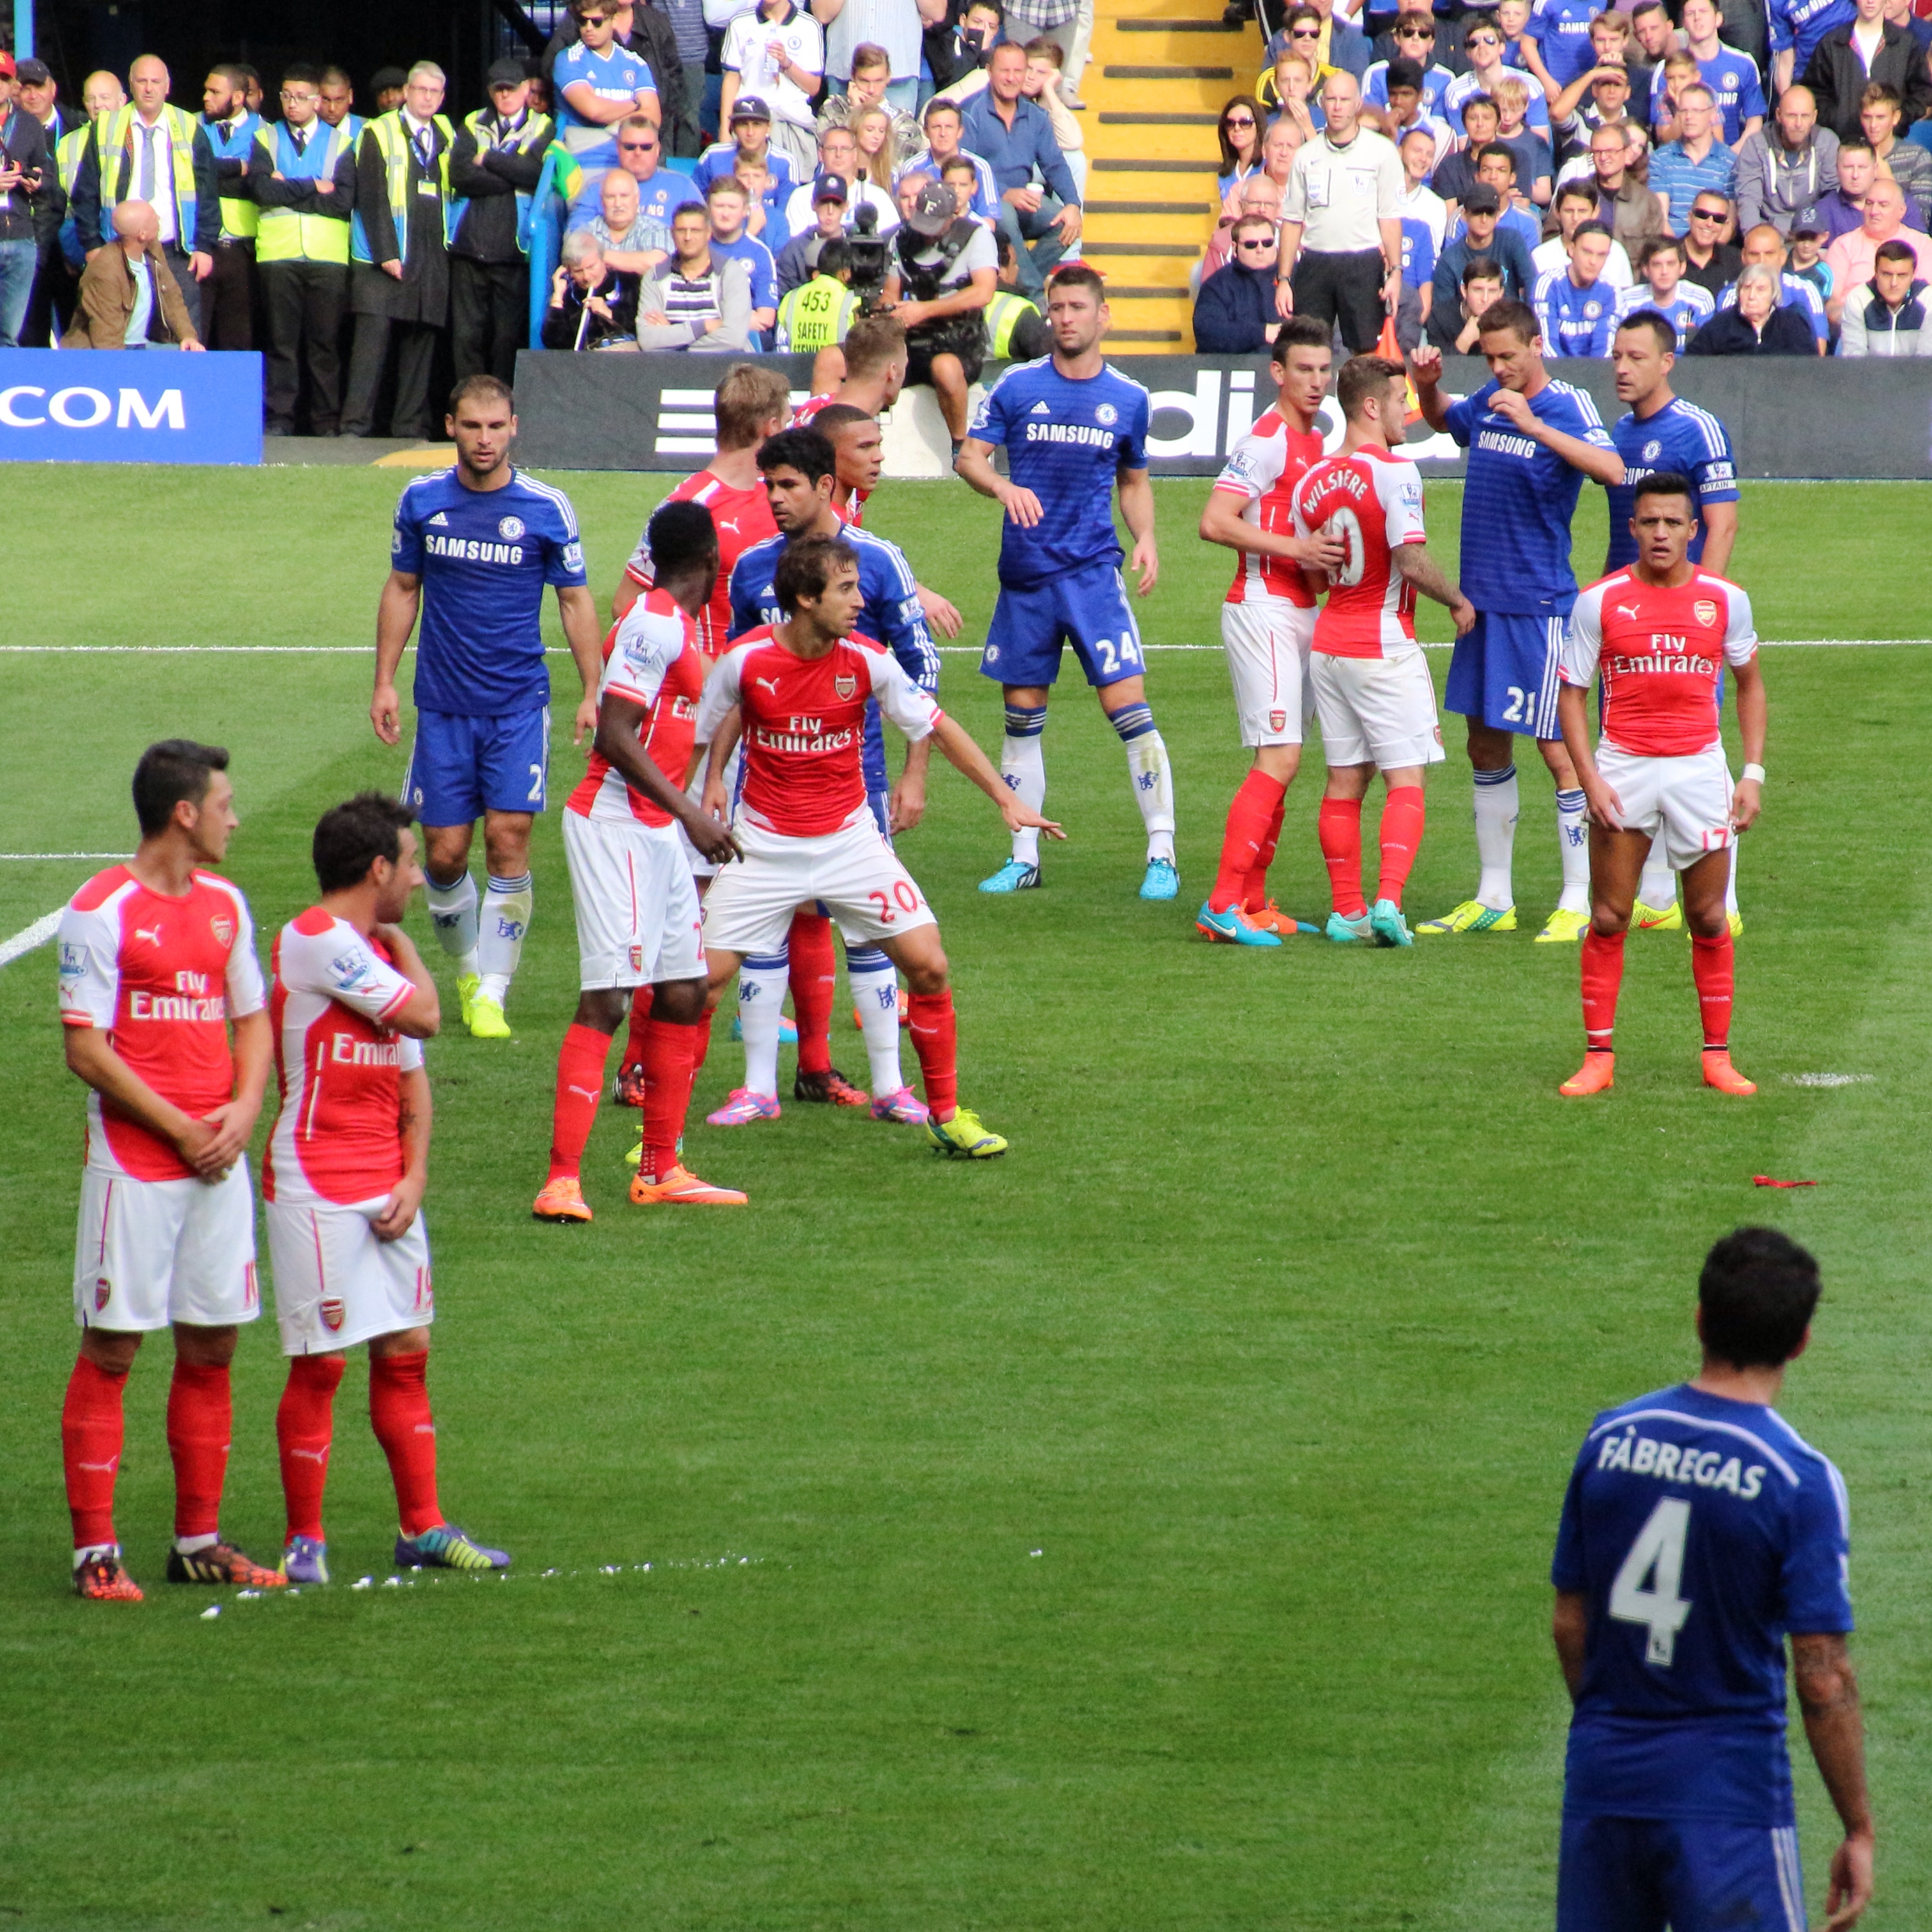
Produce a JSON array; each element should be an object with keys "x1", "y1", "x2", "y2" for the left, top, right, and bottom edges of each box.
[{"x1": 1735, "y1": 85, "x2": 1839, "y2": 235}]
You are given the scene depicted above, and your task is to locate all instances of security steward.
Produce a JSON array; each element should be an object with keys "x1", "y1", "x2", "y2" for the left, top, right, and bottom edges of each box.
[
  {"x1": 343, "y1": 61, "x2": 455, "y2": 440},
  {"x1": 878, "y1": 177, "x2": 995, "y2": 452},
  {"x1": 775, "y1": 235, "x2": 861, "y2": 350},
  {"x1": 251, "y1": 64, "x2": 356, "y2": 435},
  {"x1": 985, "y1": 229, "x2": 1049, "y2": 361},
  {"x1": 448, "y1": 58, "x2": 554, "y2": 386},
  {"x1": 198, "y1": 61, "x2": 262, "y2": 350}
]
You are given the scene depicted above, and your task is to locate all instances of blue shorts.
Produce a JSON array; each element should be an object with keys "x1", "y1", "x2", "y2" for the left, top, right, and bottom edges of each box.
[
  {"x1": 981, "y1": 562, "x2": 1144, "y2": 691},
  {"x1": 1559, "y1": 1815, "x2": 1808, "y2": 1932},
  {"x1": 402, "y1": 706, "x2": 552, "y2": 827},
  {"x1": 1444, "y1": 601, "x2": 1573, "y2": 739}
]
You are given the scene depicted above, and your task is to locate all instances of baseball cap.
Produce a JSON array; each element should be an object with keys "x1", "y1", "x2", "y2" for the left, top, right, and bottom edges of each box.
[
  {"x1": 1463, "y1": 183, "x2": 1502, "y2": 215},
  {"x1": 811, "y1": 171, "x2": 849, "y2": 204},
  {"x1": 16, "y1": 56, "x2": 51, "y2": 85},
  {"x1": 486, "y1": 57, "x2": 530, "y2": 88},
  {"x1": 729, "y1": 94, "x2": 772, "y2": 122},
  {"x1": 369, "y1": 65, "x2": 408, "y2": 93},
  {"x1": 906, "y1": 179, "x2": 958, "y2": 237},
  {"x1": 1791, "y1": 216, "x2": 1823, "y2": 237},
  {"x1": 0, "y1": 53, "x2": 15, "y2": 78},
  {"x1": 1385, "y1": 57, "x2": 1426, "y2": 91}
]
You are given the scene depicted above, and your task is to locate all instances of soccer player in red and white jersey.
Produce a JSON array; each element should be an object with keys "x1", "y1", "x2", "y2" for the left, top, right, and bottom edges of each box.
[
  {"x1": 1555, "y1": 473, "x2": 1766, "y2": 1098},
  {"x1": 265, "y1": 794, "x2": 510, "y2": 1583},
  {"x1": 534, "y1": 501, "x2": 749, "y2": 1224},
  {"x1": 696, "y1": 536, "x2": 1061, "y2": 1158},
  {"x1": 1195, "y1": 318, "x2": 1347, "y2": 946},
  {"x1": 790, "y1": 312, "x2": 909, "y2": 436},
  {"x1": 1293, "y1": 355, "x2": 1475, "y2": 949},
  {"x1": 55, "y1": 740, "x2": 284, "y2": 1602}
]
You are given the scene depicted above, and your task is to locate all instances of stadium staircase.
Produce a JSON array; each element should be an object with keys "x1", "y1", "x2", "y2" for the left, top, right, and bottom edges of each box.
[{"x1": 1079, "y1": 0, "x2": 1265, "y2": 351}]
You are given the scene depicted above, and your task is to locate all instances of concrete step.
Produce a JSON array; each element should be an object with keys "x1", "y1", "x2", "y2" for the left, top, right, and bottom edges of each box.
[{"x1": 1084, "y1": 118, "x2": 1222, "y2": 159}]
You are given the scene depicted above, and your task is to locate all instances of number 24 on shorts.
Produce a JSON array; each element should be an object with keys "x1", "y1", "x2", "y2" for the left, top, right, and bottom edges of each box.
[{"x1": 868, "y1": 880, "x2": 925, "y2": 924}]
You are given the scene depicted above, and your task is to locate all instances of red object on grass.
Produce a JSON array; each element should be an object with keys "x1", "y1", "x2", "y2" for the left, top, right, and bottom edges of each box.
[{"x1": 1752, "y1": 1176, "x2": 1819, "y2": 1189}]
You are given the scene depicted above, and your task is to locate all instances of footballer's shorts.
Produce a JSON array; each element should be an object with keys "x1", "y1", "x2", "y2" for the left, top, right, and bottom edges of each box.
[
  {"x1": 679, "y1": 743, "x2": 742, "y2": 880},
  {"x1": 267, "y1": 1198, "x2": 435, "y2": 1356},
  {"x1": 73, "y1": 1161, "x2": 260, "y2": 1332},
  {"x1": 1444, "y1": 600, "x2": 1573, "y2": 739},
  {"x1": 402, "y1": 704, "x2": 551, "y2": 827},
  {"x1": 562, "y1": 809, "x2": 704, "y2": 990},
  {"x1": 1595, "y1": 742, "x2": 1735, "y2": 871},
  {"x1": 1311, "y1": 649, "x2": 1447, "y2": 771},
  {"x1": 700, "y1": 809, "x2": 937, "y2": 957},
  {"x1": 1220, "y1": 598, "x2": 1316, "y2": 747},
  {"x1": 1558, "y1": 1814, "x2": 1808, "y2": 1932},
  {"x1": 980, "y1": 561, "x2": 1145, "y2": 691}
]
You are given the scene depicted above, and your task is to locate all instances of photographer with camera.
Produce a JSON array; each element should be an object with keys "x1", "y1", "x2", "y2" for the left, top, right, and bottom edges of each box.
[
  {"x1": 0, "y1": 50, "x2": 62, "y2": 345},
  {"x1": 776, "y1": 171, "x2": 854, "y2": 290},
  {"x1": 878, "y1": 176, "x2": 994, "y2": 449}
]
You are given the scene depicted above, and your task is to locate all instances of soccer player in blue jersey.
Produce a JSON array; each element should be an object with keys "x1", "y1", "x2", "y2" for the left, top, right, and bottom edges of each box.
[
  {"x1": 1410, "y1": 303, "x2": 1624, "y2": 942},
  {"x1": 373, "y1": 375, "x2": 605, "y2": 1039},
  {"x1": 956, "y1": 264, "x2": 1170, "y2": 900},
  {"x1": 1552, "y1": 1228, "x2": 1873, "y2": 1932},
  {"x1": 1606, "y1": 311, "x2": 1745, "y2": 937}
]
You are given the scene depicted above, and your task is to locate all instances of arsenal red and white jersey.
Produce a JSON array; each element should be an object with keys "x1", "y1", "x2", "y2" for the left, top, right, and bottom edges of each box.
[
  {"x1": 1562, "y1": 569, "x2": 1758, "y2": 757},
  {"x1": 624, "y1": 469, "x2": 777, "y2": 657},
  {"x1": 1211, "y1": 406, "x2": 1325, "y2": 609},
  {"x1": 57, "y1": 866, "x2": 264, "y2": 1181},
  {"x1": 1294, "y1": 447, "x2": 1428, "y2": 661},
  {"x1": 696, "y1": 625, "x2": 942, "y2": 837},
  {"x1": 264, "y1": 910, "x2": 424, "y2": 1208},
  {"x1": 567, "y1": 589, "x2": 705, "y2": 828}
]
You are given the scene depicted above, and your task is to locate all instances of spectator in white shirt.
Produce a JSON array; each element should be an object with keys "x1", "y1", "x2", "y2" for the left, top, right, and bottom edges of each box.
[
  {"x1": 1533, "y1": 179, "x2": 1637, "y2": 287},
  {"x1": 717, "y1": 0, "x2": 826, "y2": 175},
  {"x1": 812, "y1": 0, "x2": 923, "y2": 113},
  {"x1": 783, "y1": 121, "x2": 900, "y2": 230}
]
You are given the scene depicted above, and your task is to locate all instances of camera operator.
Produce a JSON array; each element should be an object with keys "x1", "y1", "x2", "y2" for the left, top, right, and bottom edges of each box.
[
  {"x1": 776, "y1": 170, "x2": 853, "y2": 291},
  {"x1": 878, "y1": 176, "x2": 994, "y2": 450}
]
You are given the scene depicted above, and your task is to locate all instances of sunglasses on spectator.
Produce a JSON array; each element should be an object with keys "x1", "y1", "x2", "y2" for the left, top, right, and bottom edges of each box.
[
  {"x1": 1466, "y1": 31, "x2": 1500, "y2": 46},
  {"x1": 1225, "y1": 112, "x2": 1256, "y2": 125},
  {"x1": 620, "y1": 137, "x2": 657, "y2": 150},
  {"x1": 1396, "y1": 25, "x2": 1434, "y2": 36},
  {"x1": 1289, "y1": 25, "x2": 1322, "y2": 37},
  {"x1": 1236, "y1": 236, "x2": 1276, "y2": 249},
  {"x1": 1690, "y1": 204, "x2": 1727, "y2": 221}
]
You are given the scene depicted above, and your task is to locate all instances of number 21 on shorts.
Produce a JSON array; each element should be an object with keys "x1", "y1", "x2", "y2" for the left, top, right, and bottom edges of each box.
[{"x1": 1609, "y1": 1496, "x2": 1693, "y2": 1667}]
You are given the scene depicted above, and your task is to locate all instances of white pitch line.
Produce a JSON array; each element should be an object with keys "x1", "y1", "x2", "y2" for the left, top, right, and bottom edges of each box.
[
  {"x1": 0, "y1": 853, "x2": 127, "y2": 861},
  {"x1": 0, "y1": 910, "x2": 62, "y2": 969},
  {"x1": 4, "y1": 638, "x2": 1928, "y2": 655}
]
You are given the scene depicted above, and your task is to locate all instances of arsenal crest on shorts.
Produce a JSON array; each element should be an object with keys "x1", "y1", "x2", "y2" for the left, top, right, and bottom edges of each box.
[
  {"x1": 835, "y1": 671, "x2": 858, "y2": 700},
  {"x1": 211, "y1": 913, "x2": 235, "y2": 947},
  {"x1": 1693, "y1": 600, "x2": 1718, "y2": 627},
  {"x1": 1268, "y1": 709, "x2": 1287, "y2": 732},
  {"x1": 95, "y1": 1277, "x2": 111, "y2": 1312},
  {"x1": 320, "y1": 1298, "x2": 345, "y2": 1333}
]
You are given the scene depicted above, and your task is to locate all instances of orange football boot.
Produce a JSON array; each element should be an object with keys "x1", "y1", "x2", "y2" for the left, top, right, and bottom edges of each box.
[
  {"x1": 532, "y1": 1176, "x2": 593, "y2": 1224},
  {"x1": 74, "y1": 1553, "x2": 144, "y2": 1602},
  {"x1": 628, "y1": 1164, "x2": 747, "y2": 1206},
  {"x1": 1560, "y1": 1052, "x2": 1616, "y2": 1097},
  {"x1": 1702, "y1": 1050, "x2": 1756, "y2": 1096}
]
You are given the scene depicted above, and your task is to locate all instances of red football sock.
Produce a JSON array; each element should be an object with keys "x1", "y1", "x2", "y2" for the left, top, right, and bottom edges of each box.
[
  {"x1": 1318, "y1": 797, "x2": 1367, "y2": 918},
  {"x1": 547, "y1": 1022, "x2": 614, "y2": 1183},
  {"x1": 788, "y1": 911, "x2": 837, "y2": 1076},
  {"x1": 1581, "y1": 928, "x2": 1626, "y2": 1051},
  {"x1": 640, "y1": 1016, "x2": 698, "y2": 1179},
  {"x1": 1691, "y1": 930, "x2": 1735, "y2": 1050},
  {"x1": 1376, "y1": 785, "x2": 1426, "y2": 907},
  {"x1": 907, "y1": 988, "x2": 959, "y2": 1122},
  {"x1": 1245, "y1": 791, "x2": 1288, "y2": 913},
  {"x1": 277, "y1": 1354, "x2": 345, "y2": 1543},
  {"x1": 691, "y1": 1007, "x2": 714, "y2": 1076},
  {"x1": 620, "y1": 983, "x2": 655, "y2": 1074},
  {"x1": 166, "y1": 1360, "x2": 231, "y2": 1540},
  {"x1": 61, "y1": 1355, "x2": 127, "y2": 1552},
  {"x1": 1210, "y1": 770, "x2": 1285, "y2": 914},
  {"x1": 369, "y1": 1350, "x2": 441, "y2": 1539}
]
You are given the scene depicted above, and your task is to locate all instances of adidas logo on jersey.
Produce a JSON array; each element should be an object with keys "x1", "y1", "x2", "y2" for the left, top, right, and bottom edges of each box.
[
  {"x1": 428, "y1": 512, "x2": 450, "y2": 526},
  {"x1": 1030, "y1": 401, "x2": 1051, "y2": 415}
]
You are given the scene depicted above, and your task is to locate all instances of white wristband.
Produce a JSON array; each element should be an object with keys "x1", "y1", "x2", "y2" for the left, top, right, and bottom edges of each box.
[{"x1": 1741, "y1": 763, "x2": 1765, "y2": 784}]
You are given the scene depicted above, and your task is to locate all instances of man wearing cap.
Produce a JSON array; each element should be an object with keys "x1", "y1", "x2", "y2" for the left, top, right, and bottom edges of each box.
[
  {"x1": 8, "y1": 56, "x2": 69, "y2": 345},
  {"x1": 694, "y1": 94, "x2": 798, "y2": 207},
  {"x1": 881, "y1": 173, "x2": 995, "y2": 445},
  {"x1": 1427, "y1": 180, "x2": 1538, "y2": 343},
  {"x1": 782, "y1": 121, "x2": 897, "y2": 230},
  {"x1": 0, "y1": 52, "x2": 60, "y2": 347},
  {"x1": 449, "y1": 60, "x2": 555, "y2": 386},
  {"x1": 776, "y1": 170, "x2": 853, "y2": 288},
  {"x1": 369, "y1": 69, "x2": 409, "y2": 117}
]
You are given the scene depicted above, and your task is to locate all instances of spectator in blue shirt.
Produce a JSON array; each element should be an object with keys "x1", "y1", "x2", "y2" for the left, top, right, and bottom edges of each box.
[
  {"x1": 1649, "y1": 0, "x2": 1768, "y2": 149},
  {"x1": 1535, "y1": 219, "x2": 1620, "y2": 351},
  {"x1": 1521, "y1": 0, "x2": 1601, "y2": 93},
  {"x1": 555, "y1": 0, "x2": 660, "y2": 153},
  {"x1": 1363, "y1": 13, "x2": 1456, "y2": 120},
  {"x1": 1430, "y1": 180, "x2": 1538, "y2": 340},
  {"x1": 1428, "y1": 251, "x2": 1509, "y2": 349},
  {"x1": 1650, "y1": 86, "x2": 1741, "y2": 232},
  {"x1": 1770, "y1": 0, "x2": 1856, "y2": 99},
  {"x1": 704, "y1": 174, "x2": 778, "y2": 334},
  {"x1": 960, "y1": 41, "x2": 1080, "y2": 296}
]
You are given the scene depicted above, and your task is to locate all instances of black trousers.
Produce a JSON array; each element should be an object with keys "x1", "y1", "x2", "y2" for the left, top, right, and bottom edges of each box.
[
  {"x1": 22, "y1": 244, "x2": 78, "y2": 346},
  {"x1": 344, "y1": 313, "x2": 442, "y2": 438},
  {"x1": 261, "y1": 258, "x2": 348, "y2": 432},
  {"x1": 1290, "y1": 247, "x2": 1387, "y2": 354},
  {"x1": 203, "y1": 239, "x2": 256, "y2": 350},
  {"x1": 450, "y1": 256, "x2": 528, "y2": 385},
  {"x1": 158, "y1": 243, "x2": 204, "y2": 336}
]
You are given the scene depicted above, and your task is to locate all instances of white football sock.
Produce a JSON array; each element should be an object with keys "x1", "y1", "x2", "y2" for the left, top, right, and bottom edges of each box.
[
  {"x1": 1638, "y1": 833, "x2": 1676, "y2": 912},
  {"x1": 1554, "y1": 788, "x2": 1590, "y2": 913},
  {"x1": 1726, "y1": 839, "x2": 1740, "y2": 915},
  {"x1": 1001, "y1": 702, "x2": 1047, "y2": 867},
  {"x1": 846, "y1": 946, "x2": 903, "y2": 1095},
  {"x1": 1472, "y1": 764, "x2": 1519, "y2": 909},
  {"x1": 477, "y1": 872, "x2": 532, "y2": 1000},
  {"x1": 1112, "y1": 703, "x2": 1176, "y2": 863},
  {"x1": 737, "y1": 951, "x2": 789, "y2": 1099},
  {"x1": 174, "y1": 1532, "x2": 219, "y2": 1556},
  {"x1": 424, "y1": 869, "x2": 480, "y2": 974}
]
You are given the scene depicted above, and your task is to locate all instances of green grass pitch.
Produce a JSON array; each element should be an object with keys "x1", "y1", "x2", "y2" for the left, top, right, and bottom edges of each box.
[{"x1": 1, "y1": 466, "x2": 1928, "y2": 1930}]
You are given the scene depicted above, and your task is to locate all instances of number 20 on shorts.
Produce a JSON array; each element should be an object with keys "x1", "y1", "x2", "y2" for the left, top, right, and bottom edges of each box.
[{"x1": 868, "y1": 880, "x2": 925, "y2": 925}]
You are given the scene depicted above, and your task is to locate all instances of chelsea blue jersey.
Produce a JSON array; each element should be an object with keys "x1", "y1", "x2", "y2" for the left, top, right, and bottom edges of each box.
[
  {"x1": 1605, "y1": 397, "x2": 1738, "y2": 572},
  {"x1": 1444, "y1": 376, "x2": 1615, "y2": 612},
  {"x1": 1552, "y1": 1383, "x2": 1853, "y2": 1827},
  {"x1": 969, "y1": 358, "x2": 1151, "y2": 589},
  {"x1": 391, "y1": 469, "x2": 586, "y2": 717}
]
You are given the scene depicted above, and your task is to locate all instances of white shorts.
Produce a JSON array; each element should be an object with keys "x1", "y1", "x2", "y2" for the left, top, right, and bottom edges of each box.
[
  {"x1": 563, "y1": 808, "x2": 704, "y2": 989},
  {"x1": 266, "y1": 1197, "x2": 434, "y2": 1356},
  {"x1": 1596, "y1": 741, "x2": 1735, "y2": 871},
  {"x1": 678, "y1": 743, "x2": 740, "y2": 879},
  {"x1": 1311, "y1": 649, "x2": 1446, "y2": 771},
  {"x1": 1220, "y1": 598, "x2": 1316, "y2": 747},
  {"x1": 699, "y1": 809, "x2": 937, "y2": 957},
  {"x1": 72, "y1": 1161, "x2": 261, "y2": 1332}
]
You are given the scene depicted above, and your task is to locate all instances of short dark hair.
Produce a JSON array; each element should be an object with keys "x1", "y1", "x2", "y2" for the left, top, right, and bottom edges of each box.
[
  {"x1": 1874, "y1": 237, "x2": 1917, "y2": 268},
  {"x1": 313, "y1": 792, "x2": 415, "y2": 895},
  {"x1": 810, "y1": 401, "x2": 874, "y2": 436},
  {"x1": 1459, "y1": 90, "x2": 1497, "y2": 121},
  {"x1": 449, "y1": 372, "x2": 513, "y2": 415},
  {"x1": 319, "y1": 65, "x2": 353, "y2": 87},
  {"x1": 1046, "y1": 261, "x2": 1106, "y2": 302},
  {"x1": 283, "y1": 62, "x2": 323, "y2": 89},
  {"x1": 1616, "y1": 309, "x2": 1679, "y2": 355},
  {"x1": 1631, "y1": 467, "x2": 1695, "y2": 512},
  {"x1": 1463, "y1": 257, "x2": 1505, "y2": 287},
  {"x1": 209, "y1": 61, "x2": 251, "y2": 89},
  {"x1": 757, "y1": 425, "x2": 837, "y2": 486},
  {"x1": 1271, "y1": 314, "x2": 1330, "y2": 359},
  {"x1": 670, "y1": 198, "x2": 708, "y2": 225},
  {"x1": 1638, "y1": 234, "x2": 1683, "y2": 267},
  {"x1": 773, "y1": 536, "x2": 859, "y2": 613},
  {"x1": 817, "y1": 235, "x2": 854, "y2": 278},
  {"x1": 1556, "y1": 180, "x2": 1599, "y2": 209},
  {"x1": 1475, "y1": 141, "x2": 1518, "y2": 178},
  {"x1": 1573, "y1": 218, "x2": 1613, "y2": 244},
  {"x1": 132, "y1": 740, "x2": 229, "y2": 837},
  {"x1": 1476, "y1": 296, "x2": 1539, "y2": 343},
  {"x1": 1336, "y1": 353, "x2": 1404, "y2": 421},
  {"x1": 1699, "y1": 1228, "x2": 1822, "y2": 1369},
  {"x1": 645, "y1": 498, "x2": 720, "y2": 578},
  {"x1": 923, "y1": 99, "x2": 962, "y2": 125},
  {"x1": 1631, "y1": 0, "x2": 1669, "y2": 15}
]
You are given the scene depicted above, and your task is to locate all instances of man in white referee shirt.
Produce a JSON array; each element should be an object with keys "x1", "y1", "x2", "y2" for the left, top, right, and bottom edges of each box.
[{"x1": 1275, "y1": 70, "x2": 1405, "y2": 352}]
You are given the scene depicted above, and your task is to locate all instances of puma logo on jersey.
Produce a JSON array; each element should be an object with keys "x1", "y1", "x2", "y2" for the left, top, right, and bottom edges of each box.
[
  {"x1": 134, "y1": 923, "x2": 165, "y2": 948},
  {"x1": 1615, "y1": 603, "x2": 1641, "y2": 620},
  {"x1": 754, "y1": 676, "x2": 781, "y2": 693},
  {"x1": 719, "y1": 518, "x2": 740, "y2": 533}
]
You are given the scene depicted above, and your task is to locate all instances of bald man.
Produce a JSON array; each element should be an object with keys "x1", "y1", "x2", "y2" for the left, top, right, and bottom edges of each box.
[
  {"x1": 62, "y1": 200, "x2": 207, "y2": 347},
  {"x1": 71, "y1": 53, "x2": 220, "y2": 333}
]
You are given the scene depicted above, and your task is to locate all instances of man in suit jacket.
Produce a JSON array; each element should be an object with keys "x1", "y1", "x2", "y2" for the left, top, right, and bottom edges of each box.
[{"x1": 61, "y1": 199, "x2": 206, "y2": 347}]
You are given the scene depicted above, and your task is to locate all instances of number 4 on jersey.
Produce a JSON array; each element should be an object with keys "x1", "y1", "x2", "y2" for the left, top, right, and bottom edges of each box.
[{"x1": 1609, "y1": 1496, "x2": 1694, "y2": 1667}]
